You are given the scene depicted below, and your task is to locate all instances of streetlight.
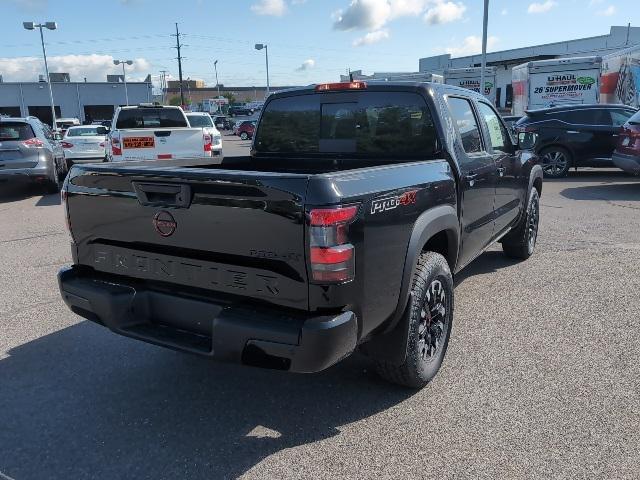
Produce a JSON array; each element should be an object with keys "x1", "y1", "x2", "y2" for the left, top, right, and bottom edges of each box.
[
  {"x1": 23, "y1": 21, "x2": 58, "y2": 131},
  {"x1": 213, "y1": 60, "x2": 222, "y2": 113},
  {"x1": 480, "y1": 0, "x2": 489, "y2": 101},
  {"x1": 113, "y1": 59, "x2": 133, "y2": 106},
  {"x1": 254, "y1": 43, "x2": 270, "y2": 97}
]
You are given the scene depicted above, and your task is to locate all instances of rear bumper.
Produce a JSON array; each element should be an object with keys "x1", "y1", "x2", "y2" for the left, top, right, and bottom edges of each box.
[
  {"x1": 0, "y1": 164, "x2": 51, "y2": 181},
  {"x1": 58, "y1": 266, "x2": 357, "y2": 373},
  {"x1": 612, "y1": 152, "x2": 640, "y2": 175}
]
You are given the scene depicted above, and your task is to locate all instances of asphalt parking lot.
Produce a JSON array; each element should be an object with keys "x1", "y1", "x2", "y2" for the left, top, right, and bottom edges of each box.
[{"x1": 0, "y1": 140, "x2": 638, "y2": 479}]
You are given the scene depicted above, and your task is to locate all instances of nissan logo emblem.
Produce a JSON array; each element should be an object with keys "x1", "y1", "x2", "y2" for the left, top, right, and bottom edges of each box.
[{"x1": 153, "y1": 211, "x2": 177, "y2": 237}]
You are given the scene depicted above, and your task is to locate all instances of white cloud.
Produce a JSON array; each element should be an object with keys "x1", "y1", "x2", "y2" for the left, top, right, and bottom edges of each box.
[
  {"x1": 424, "y1": 1, "x2": 466, "y2": 25},
  {"x1": 333, "y1": 0, "x2": 466, "y2": 31},
  {"x1": 445, "y1": 35, "x2": 499, "y2": 56},
  {"x1": 353, "y1": 29, "x2": 390, "y2": 46},
  {"x1": 589, "y1": 0, "x2": 604, "y2": 5},
  {"x1": 597, "y1": 5, "x2": 616, "y2": 15},
  {"x1": 0, "y1": 55, "x2": 152, "y2": 82},
  {"x1": 5, "y1": 0, "x2": 47, "y2": 10},
  {"x1": 333, "y1": 0, "x2": 392, "y2": 30},
  {"x1": 500, "y1": 8, "x2": 508, "y2": 15},
  {"x1": 251, "y1": 0, "x2": 287, "y2": 16},
  {"x1": 527, "y1": 1, "x2": 557, "y2": 14},
  {"x1": 296, "y1": 59, "x2": 316, "y2": 71}
]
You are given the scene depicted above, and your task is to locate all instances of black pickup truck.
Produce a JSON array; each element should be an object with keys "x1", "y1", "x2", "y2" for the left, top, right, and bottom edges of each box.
[{"x1": 58, "y1": 81, "x2": 543, "y2": 388}]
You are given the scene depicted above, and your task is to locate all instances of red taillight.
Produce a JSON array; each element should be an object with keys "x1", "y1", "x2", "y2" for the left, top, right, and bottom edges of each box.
[
  {"x1": 61, "y1": 141, "x2": 74, "y2": 149},
  {"x1": 315, "y1": 81, "x2": 367, "y2": 92},
  {"x1": 310, "y1": 245, "x2": 353, "y2": 264},
  {"x1": 22, "y1": 138, "x2": 45, "y2": 148},
  {"x1": 111, "y1": 137, "x2": 122, "y2": 156},
  {"x1": 308, "y1": 205, "x2": 359, "y2": 283},
  {"x1": 310, "y1": 205, "x2": 358, "y2": 226},
  {"x1": 204, "y1": 133, "x2": 212, "y2": 152}
]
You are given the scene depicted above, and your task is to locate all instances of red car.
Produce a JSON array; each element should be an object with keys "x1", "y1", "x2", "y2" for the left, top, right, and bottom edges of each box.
[
  {"x1": 236, "y1": 120, "x2": 256, "y2": 140},
  {"x1": 613, "y1": 109, "x2": 640, "y2": 175}
]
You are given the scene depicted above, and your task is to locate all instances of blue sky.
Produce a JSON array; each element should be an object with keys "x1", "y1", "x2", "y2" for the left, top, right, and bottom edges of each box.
[{"x1": 0, "y1": 0, "x2": 638, "y2": 88}]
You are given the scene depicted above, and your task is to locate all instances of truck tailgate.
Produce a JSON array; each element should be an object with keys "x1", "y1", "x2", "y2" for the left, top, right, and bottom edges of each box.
[
  {"x1": 118, "y1": 128, "x2": 207, "y2": 160},
  {"x1": 66, "y1": 165, "x2": 311, "y2": 309}
]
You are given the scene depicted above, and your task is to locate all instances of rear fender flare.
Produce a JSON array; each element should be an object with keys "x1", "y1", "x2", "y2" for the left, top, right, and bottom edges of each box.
[
  {"x1": 360, "y1": 205, "x2": 459, "y2": 366},
  {"x1": 391, "y1": 204, "x2": 459, "y2": 330}
]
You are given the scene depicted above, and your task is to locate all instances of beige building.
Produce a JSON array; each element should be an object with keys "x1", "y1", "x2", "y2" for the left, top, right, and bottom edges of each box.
[{"x1": 163, "y1": 85, "x2": 300, "y2": 104}]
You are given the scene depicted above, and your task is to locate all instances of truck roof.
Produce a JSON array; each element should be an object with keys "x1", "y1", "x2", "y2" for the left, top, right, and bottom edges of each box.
[{"x1": 267, "y1": 81, "x2": 488, "y2": 103}]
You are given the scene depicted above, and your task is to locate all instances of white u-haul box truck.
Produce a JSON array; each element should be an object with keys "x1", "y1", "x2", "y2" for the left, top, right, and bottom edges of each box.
[
  {"x1": 444, "y1": 67, "x2": 497, "y2": 104},
  {"x1": 511, "y1": 56, "x2": 602, "y2": 116}
]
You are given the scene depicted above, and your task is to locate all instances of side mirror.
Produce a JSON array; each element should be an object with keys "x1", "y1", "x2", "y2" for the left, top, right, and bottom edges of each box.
[{"x1": 517, "y1": 131, "x2": 538, "y2": 150}]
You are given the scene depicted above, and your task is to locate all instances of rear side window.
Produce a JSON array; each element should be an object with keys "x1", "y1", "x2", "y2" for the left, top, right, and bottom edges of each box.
[
  {"x1": 0, "y1": 122, "x2": 35, "y2": 141},
  {"x1": 255, "y1": 92, "x2": 438, "y2": 158},
  {"x1": 447, "y1": 97, "x2": 482, "y2": 153},
  {"x1": 553, "y1": 109, "x2": 609, "y2": 125},
  {"x1": 66, "y1": 127, "x2": 103, "y2": 137},
  {"x1": 609, "y1": 109, "x2": 636, "y2": 127},
  {"x1": 186, "y1": 115, "x2": 213, "y2": 127},
  {"x1": 116, "y1": 108, "x2": 187, "y2": 129}
]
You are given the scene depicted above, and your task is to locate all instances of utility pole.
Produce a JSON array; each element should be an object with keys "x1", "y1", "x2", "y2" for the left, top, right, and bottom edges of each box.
[
  {"x1": 173, "y1": 23, "x2": 185, "y2": 106},
  {"x1": 480, "y1": 0, "x2": 489, "y2": 101}
]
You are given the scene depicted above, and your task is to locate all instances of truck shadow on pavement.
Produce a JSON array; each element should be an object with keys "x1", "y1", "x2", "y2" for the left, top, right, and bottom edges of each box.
[{"x1": 0, "y1": 321, "x2": 416, "y2": 479}]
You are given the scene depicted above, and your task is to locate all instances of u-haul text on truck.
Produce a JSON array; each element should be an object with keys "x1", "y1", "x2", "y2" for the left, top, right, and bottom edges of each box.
[
  {"x1": 444, "y1": 67, "x2": 497, "y2": 105},
  {"x1": 512, "y1": 56, "x2": 601, "y2": 116},
  {"x1": 601, "y1": 45, "x2": 640, "y2": 109}
]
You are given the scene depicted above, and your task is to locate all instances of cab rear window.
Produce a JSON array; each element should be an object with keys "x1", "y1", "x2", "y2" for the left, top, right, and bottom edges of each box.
[
  {"x1": 0, "y1": 122, "x2": 35, "y2": 141},
  {"x1": 116, "y1": 108, "x2": 187, "y2": 129},
  {"x1": 255, "y1": 92, "x2": 438, "y2": 157}
]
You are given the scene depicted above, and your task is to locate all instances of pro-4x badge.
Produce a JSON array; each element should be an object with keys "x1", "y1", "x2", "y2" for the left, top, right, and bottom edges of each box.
[{"x1": 371, "y1": 190, "x2": 418, "y2": 214}]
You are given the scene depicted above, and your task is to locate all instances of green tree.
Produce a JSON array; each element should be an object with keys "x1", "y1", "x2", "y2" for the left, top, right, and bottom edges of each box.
[
  {"x1": 222, "y1": 92, "x2": 236, "y2": 105},
  {"x1": 168, "y1": 96, "x2": 191, "y2": 106}
]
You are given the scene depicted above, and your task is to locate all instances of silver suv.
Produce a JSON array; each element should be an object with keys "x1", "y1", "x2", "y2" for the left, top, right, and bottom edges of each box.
[{"x1": 0, "y1": 116, "x2": 65, "y2": 193}]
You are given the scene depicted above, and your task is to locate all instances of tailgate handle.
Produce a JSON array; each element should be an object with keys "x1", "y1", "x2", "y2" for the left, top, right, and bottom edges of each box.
[
  {"x1": 154, "y1": 131, "x2": 171, "y2": 137},
  {"x1": 133, "y1": 182, "x2": 191, "y2": 208}
]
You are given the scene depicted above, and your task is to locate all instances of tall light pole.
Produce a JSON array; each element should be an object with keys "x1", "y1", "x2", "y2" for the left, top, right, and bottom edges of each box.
[
  {"x1": 23, "y1": 21, "x2": 57, "y2": 131},
  {"x1": 254, "y1": 43, "x2": 270, "y2": 97},
  {"x1": 480, "y1": 0, "x2": 489, "y2": 102},
  {"x1": 113, "y1": 59, "x2": 133, "y2": 106},
  {"x1": 213, "y1": 60, "x2": 222, "y2": 113}
]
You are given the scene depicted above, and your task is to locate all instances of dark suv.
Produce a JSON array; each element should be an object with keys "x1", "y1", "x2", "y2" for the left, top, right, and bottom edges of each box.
[{"x1": 515, "y1": 104, "x2": 637, "y2": 177}]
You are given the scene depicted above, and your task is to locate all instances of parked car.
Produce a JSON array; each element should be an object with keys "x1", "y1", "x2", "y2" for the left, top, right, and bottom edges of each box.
[
  {"x1": 236, "y1": 120, "x2": 256, "y2": 140},
  {"x1": 502, "y1": 115, "x2": 521, "y2": 131},
  {"x1": 59, "y1": 81, "x2": 542, "y2": 388},
  {"x1": 612, "y1": 109, "x2": 640, "y2": 175},
  {"x1": 56, "y1": 117, "x2": 81, "y2": 136},
  {"x1": 514, "y1": 104, "x2": 637, "y2": 177},
  {"x1": 107, "y1": 105, "x2": 213, "y2": 162},
  {"x1": 228, "y1": 106, "x2": 253, "y2": 117},
  {"x1": 0, "y1": 116, "x2": 65, "y2": 193},
  {"x1": 212, "y1": 115, "x2": 228, "y2": 130},
  {"x1": 185, "y1": 112, "x2": 223, "y2": 157},
  {"x1": 61, "y1": 125, "x2": 109, "y2": 168}
]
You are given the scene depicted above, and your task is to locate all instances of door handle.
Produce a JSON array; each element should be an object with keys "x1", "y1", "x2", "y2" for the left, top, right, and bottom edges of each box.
[{"x1": 465, "y1": 173, "x2": 478, "y2": 186}]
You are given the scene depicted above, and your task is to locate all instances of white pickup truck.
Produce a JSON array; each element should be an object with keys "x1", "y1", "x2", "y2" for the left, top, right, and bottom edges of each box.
[{"x1": 107, "y1": 105, "x2": 213, "y2": 162}]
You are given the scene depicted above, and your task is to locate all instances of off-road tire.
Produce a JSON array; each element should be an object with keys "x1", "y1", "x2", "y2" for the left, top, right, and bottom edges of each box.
[
  {"x1": 375, "y1": 252, "x2": 454, "y2": 388},
  {"x1": 502, "y1": 188, "x2": 540, "y2": 259}
]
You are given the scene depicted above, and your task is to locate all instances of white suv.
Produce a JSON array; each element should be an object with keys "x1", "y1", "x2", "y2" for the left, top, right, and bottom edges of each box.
[{"x1": 185, "y1": 112, "x2": 223, "y2": 157}]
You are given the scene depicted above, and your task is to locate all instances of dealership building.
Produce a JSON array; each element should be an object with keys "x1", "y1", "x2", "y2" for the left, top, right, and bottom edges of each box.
[
  {"x1": 417, "y1": 25, "x2": 640, "y2": 110},
  {"x1": 0, "y1": 74, "x2": 153, "y2": 125}
]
